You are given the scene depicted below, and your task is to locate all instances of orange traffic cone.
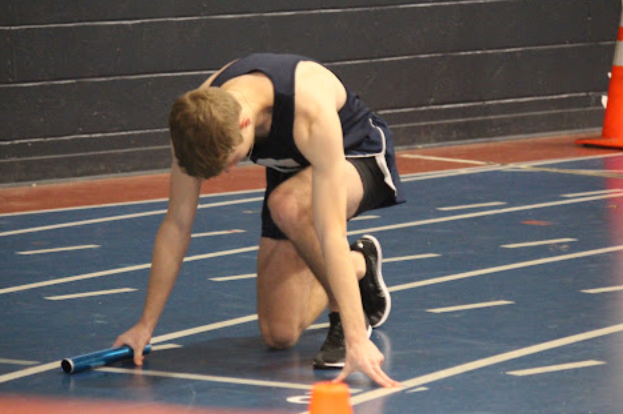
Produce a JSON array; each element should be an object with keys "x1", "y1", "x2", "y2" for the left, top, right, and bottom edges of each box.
[
  {"x1": 308, "y1": 382, "x2": 353, "y2": 414},
  {"x1": 578, "y1": 3, "x2": 623, "y2": 148}
]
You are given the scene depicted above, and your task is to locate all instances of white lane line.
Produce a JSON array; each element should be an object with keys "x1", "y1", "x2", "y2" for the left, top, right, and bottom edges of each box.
[
  {"x1": 0, "y1": 188, "x2": 265, "y2": 218},
  {"x1": 0, "y1": 358, "x2": 38, "y2": 366},
  {"x1": 150, "y1": 344, "x2": 182, "y2": 351},
  {"x1": 427, "y1": 300, "x2": 514, "y2": 314},
  {"x1": 405, "y1": 387, "x2": 429, "y2": 393},
  {"x1": 401, "y1": 153, "x2": 623, "y2": 182},
  {"x1": 348, "y1": 192, "x2": 623, "y2": 236},
  {"x1": 307, "y1": 322, "x2": 329, "y2": 330},
  {"x1": 0, "y1": 197, "x2": 263, "y2": 237},
  {"x1": 210, "y1": 273, "x2": 256, "y2": 282},
  {"x1": 3, "y1": 152, "x2": 620, "y2": 219},
  {"x1": 437, "y1": 202, "x2": 507, "y2": 211},
  {"x1": 400, "y1": 154, "x2": 490, "y2": 165},
  {"x1": 402, "y1": 166, "x2": 504, "y2": 182},
  {"x1": 400, "y1": 153, "x2": 623, "y2": 179},
  {"x1": 500, "y1": 238, "x2": 577, "y2": 249},
  {"x1": 383, "y1": 254, "x2": 440, "y2": 262},
  {"x1": 191, "y1": 229, "x2": 245, "y2": 238},
  {"x1": 16, "y1": 245, "x2": 100, "y2": 255},
  {"x1": 150, "y1": 314, "x2": 258, "y2": 344},
  {"x1": 582, "y1": 285, "x2": 623, "y2": 294},
  {"x1": 389, "y1": 244, "x2": 623, "y2": 293},
  {"x1": 0, "y1": 315, "x2": 260, "y2": 384},
  {"x1": 561, "y1": 189, "x2": 623, "y2": 198},
  {"x1": 3, "y1": 193, "x2": 623, "y2": 296},
  {"x1": 44, "y1": 288, "x2": 137, "y2": 301},
  {"x1": 506, "y1": 360, "x2": 605, "y2": 376},
  {"x1": 4, "y1": 162, "x2": 620, "y2": 240},
  {"x1": 0, "y1": 246, "x2": 259, "y2": 296},
  {"x1": 350, "y1": 215, "x2": 380, "y2": 221},
  {"x1": 339, "y1": 322, "x2": 623, "y2": 411},
  {"x1": 0, "y1": 362, "x2": 60, "y2": 384},
  {"x1": 210, "y1": 255, "x2": 439, "y2": 281},
  {"x1": 97, "y1": 367, "x2": 324, "y2": 391}
]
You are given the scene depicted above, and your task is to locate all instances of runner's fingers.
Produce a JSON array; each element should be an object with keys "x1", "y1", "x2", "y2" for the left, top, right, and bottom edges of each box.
[{"x1": 334, "y1": 365, "x2": 353, "y2": 383}]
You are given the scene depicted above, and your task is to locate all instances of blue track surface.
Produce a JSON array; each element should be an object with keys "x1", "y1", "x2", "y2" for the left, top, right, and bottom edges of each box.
[{"x1": 2, "y1": 154, "x2": 623, "y2": 413}]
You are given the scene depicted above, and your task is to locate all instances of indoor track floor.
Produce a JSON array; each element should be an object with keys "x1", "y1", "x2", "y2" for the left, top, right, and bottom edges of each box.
[{"x1": 1, "y1": 134, "x2": 623, "y2": 413}]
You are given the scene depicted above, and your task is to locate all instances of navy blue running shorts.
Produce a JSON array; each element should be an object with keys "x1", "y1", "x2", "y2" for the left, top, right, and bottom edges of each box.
[{"x1": 260, "y1": 157, "x2": 394, "y2": 240}]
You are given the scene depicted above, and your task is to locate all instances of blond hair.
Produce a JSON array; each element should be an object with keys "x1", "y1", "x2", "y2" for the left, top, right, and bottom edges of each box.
[{"x1": 169, "y1": 88, "x2": 243, "y2": 178}]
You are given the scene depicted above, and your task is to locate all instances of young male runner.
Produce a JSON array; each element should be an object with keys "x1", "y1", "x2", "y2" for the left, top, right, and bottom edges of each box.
[{"x1": 114, "y1": 53, "x2": 404, "y2": 387}]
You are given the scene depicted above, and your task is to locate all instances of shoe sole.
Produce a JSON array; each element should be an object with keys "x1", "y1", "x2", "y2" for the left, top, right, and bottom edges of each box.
[
  {"x1": 363, "y1": 234, "x2": 391, "y2": 328},
  {"x1": 313, "y1": 361, "x2": 345, "y2": 369}
]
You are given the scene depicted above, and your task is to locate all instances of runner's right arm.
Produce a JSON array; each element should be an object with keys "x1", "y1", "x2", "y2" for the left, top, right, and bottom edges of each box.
[{"x1": 113, "y1": 153, "x2": 202, "y2": 364}]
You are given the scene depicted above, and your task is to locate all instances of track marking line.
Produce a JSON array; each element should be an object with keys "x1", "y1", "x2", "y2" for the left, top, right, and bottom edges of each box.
[
  {"x1": 307, "y1": 322, "x2": 329, "y2": 330},
  {"x1": 0, "y1": 189, "x2": 265, "y2": 218},
  {"x1": 348, "y1": 192, "x2": 623, "y2": 236},
  {"x1": 401, "y1": 154, "x2": 489, "y2": 165},
  {"x1": 0, "y1": 358, "x2": 38, "y2": 366},
  {"x1": 561, "y1": 189, "x2": 623, "y2": 198},
  {"x1": 150, "y1": 344, "x2": 182, "y2": 351},
  {"x1": 191, "y1": 229, "x2": 245, "y2": 238},
  {"x1": 400, "y1": 152, "x2": 623, "y2": 182},
  {"x1": 432, "y1": 152, "x2": 623, "y2": 178},
  {"x1": 3, "y1": 239, "x2": 622, "y2": 387},
  {"x1": 97, "y1": 367, "x2": 335, "y2": 392},
  {"x1": 389, "y1": 244, "x2": 623, "y2": 292},
  {"x1": 210, "y1": 273, "x2": 256, "y2": 282},
  {"x1": 427, "y1": 300, "x2": 514, "y2": 314},
  {"x1": 0, "y1": 316, "x2": 260, "y2": 384},
  {"x1": 0, "y1": 246, "x2": 258, "y2": 296},
  {"x1": 0, "y1": 197, "x2": 263, "y2": 238},
  {"x1": 437, "y1": 202, "x2": 507, "y2": 211},
  {"x1": 3, "y1": 193, "x2": 623, "y2": 296},
  {"x1": 150, "y1": 314, "x2": 259, "y2": 344},
  {"x1": 334, "y1": 322, "x2": 623, "y2": 411},
  {"x1": 581, "y1": 285, "x2": 623, "y2": 294},
  {"x1": 3, "y1": 152, "x2": 621, "y2": 219},
  {"x1": 506, "y1": 360, "x2": 605, "y2": 376},
  {"x1": 44, "y1": 288, "x2": 137, "y2": 301},
  {"x1": 0, "y1": 362, "x2": 60, "y2": 384},
  {"x1": 350, "y1": 215, "x2": 380, "y2": 221},
  {"x1": 500, "y1": 238, "x2": 577, "y2": 249},
  {"x1": 16, "y1": 245, "x2": 100, "y2": 255},
  {"x1": 383, "y1": 254, "x2": 440, "y2": 262},
  {"x1": 405, "y1": 387, "x2": 429, "y2": 393}
]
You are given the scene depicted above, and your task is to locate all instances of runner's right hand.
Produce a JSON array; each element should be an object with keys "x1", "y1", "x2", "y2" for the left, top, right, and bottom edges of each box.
[{"x1": 113, "y1": 323, "x2": 153, "y2": 366}]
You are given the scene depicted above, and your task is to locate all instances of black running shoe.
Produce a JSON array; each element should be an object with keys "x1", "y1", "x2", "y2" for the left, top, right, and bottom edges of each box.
[
  {"x1": 352, "y1": 235, "x2": 391, "y2": 328},
  {"x1": 313, "y1": 312, "x2": 372, "y2": 369}
]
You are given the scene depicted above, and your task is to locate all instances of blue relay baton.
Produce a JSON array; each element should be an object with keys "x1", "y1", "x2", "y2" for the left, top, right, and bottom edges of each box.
[{"x1": 61, "y1": 344, "x2": 151, "y2": 374}]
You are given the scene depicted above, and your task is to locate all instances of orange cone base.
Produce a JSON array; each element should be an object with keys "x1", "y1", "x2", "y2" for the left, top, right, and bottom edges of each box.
[
  {"x1": 576, "y1": 137, "x2": 623, "y2": 149},
  {"x1": 308, "y1": 382, "x2": 354, "y2": 414}
]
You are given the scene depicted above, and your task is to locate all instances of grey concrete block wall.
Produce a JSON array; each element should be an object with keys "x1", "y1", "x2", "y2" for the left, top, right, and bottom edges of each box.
[{"x1": 0, "y1": 0, "x2": 620, "y2": 183}]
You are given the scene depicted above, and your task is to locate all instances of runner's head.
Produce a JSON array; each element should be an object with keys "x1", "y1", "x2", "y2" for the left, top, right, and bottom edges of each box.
[{"x1": 169, "y1": 88, "x2": 243, "y2": 178}]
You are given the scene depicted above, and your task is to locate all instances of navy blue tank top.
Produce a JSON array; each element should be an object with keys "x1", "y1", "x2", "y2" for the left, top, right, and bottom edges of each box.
[{"x1": 211, "y1": 53, "x2": 403, "y2": 202}]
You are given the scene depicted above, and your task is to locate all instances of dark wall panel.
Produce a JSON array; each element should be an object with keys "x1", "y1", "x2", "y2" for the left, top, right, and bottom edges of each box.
[
  {"x1": 3, "y1": 0, "x2": 618, "y2": 83},
  {"x1": 0, "y1": 74, "x2": 202, "y2": 141},
  {"x1": 0, "y1": 32, "x2": 12, "y2": 83},
  {"x1": 1, "y1": 0, "x2": 620, "y2": 184},
  {"x1": 332, "y1": 43, "x2": 614, "y2": 110},
  {"x1": 0, "y1": 0, "x2": 481, "y2": 26},
  {"x1": 380, "y1": 94, "x2": 602, "y2": 127},
  {"x1": 392, "y1": 107, "x2": 605, "y2": 146},
  {"x1": 0, "y1": 44, "x2": 612, "y2": 142},
  {"x1": 0, "y1": 142, "x2": 171, "y2": 184}
]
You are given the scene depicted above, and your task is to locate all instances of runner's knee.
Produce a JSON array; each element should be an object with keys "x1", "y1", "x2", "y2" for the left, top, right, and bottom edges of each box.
[
  {"x1": 267, "y1": 186, "x2": 311, "y2": 235},
  {"x1": 259, "y1": 319, "x2": 302, "y2": 349}
]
